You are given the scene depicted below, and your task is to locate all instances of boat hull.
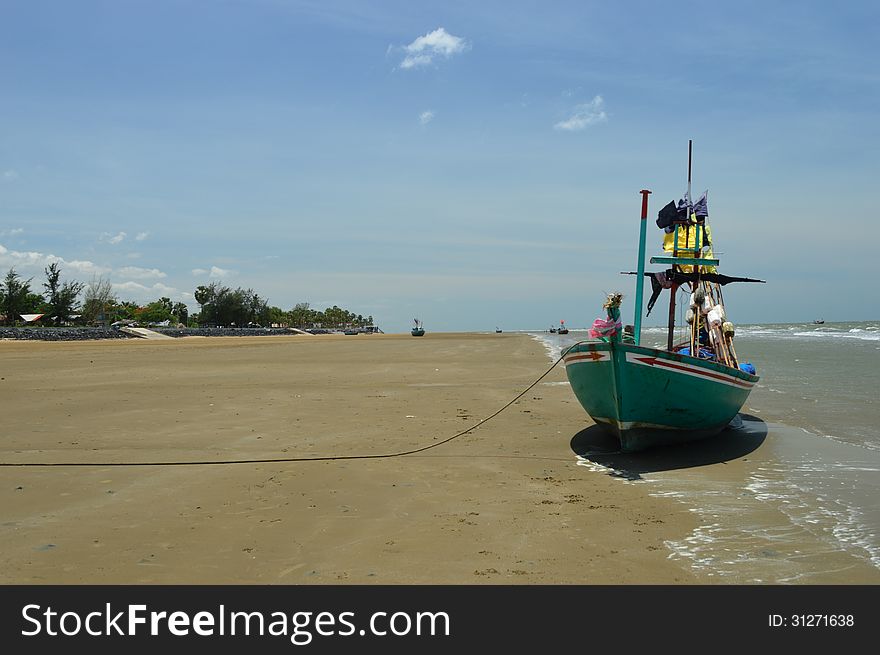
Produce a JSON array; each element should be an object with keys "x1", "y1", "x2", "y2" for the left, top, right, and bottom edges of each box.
[
  {"x1": 563, "y1": 341, "x2": 758, "y2": 452},
  {"x1": 411, "y1": 329, "x2": 425, "y2": 337}
]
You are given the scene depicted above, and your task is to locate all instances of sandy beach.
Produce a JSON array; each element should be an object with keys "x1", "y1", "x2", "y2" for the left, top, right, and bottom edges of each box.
[{"x1": 0, "y1": 332, "x2": 705, "y2": 584}]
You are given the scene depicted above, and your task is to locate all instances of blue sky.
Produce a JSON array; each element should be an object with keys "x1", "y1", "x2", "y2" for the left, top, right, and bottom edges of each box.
[{"x1": 1, "y1": 0, "x2": 877, "y2": 331}]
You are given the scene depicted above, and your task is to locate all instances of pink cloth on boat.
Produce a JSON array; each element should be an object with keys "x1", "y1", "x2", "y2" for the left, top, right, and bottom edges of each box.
[{"x1": 589, "y1": 317, "x2": 621, "y2": 338}]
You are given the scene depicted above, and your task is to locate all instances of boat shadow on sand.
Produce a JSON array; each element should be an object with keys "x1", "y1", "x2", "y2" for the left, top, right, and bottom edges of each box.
[{"x1": 569, "y1": 413, "x2": 767, "y2": 480}]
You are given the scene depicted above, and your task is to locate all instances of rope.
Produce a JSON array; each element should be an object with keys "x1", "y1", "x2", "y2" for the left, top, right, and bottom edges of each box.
[{"x1": 1, "y1": 349, "x2": 570, "y2": 468}]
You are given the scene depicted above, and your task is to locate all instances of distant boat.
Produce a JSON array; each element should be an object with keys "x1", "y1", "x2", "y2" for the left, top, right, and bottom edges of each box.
[
  {"x1": 549, "y1": 326, "x2": 557, "y2": 333},
  {"x1": 813, "y1": 319, "x2": 825, "y2": 324},
  {"x1": 496, "y1": 327, "x2": 503, "y2": 333},
  {"x1": 411, "y1": 318, "x2": 425, "y2": 337},
  {"x1": 564, "y1": 141, "x2": 763, "y2": 452},
  {"x1": 557, "y1": 320, "x2": 569, "y2": 335}
]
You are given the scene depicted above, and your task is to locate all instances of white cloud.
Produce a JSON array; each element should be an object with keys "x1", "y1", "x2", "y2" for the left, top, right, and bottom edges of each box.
[
  {"x1": 113, "y1": 281, "x2": 150, "y2": 293},
  {"x1": 554, "y1": 95, "x2": 608, "y2": 131},
  {"x1": 152, "y1": 282, "x2": 177, "y2": 295},
  {"x1": 0, "y1": 246, "x2": 55, "y2": 268},
  {"x1": 116, "y1": 266, "x2": 167, "y2": 279},
  {"x1": 2, "y1": 170, "x2": 19, "y2": 181},
  {"x1": 135, "y1": 231, "x2": 149, "y2": 241},
  {"x1": 191, "y1": 265, "x2": 234, "y2": 278},
  {"x1": 401, "y1": 54, "x2": 432, "y2": 69},
  {"x1": 0, "y1": 227, "x2": 24, "y2": 237},
  {"x1": 100, "y1": 231, "x2": 127, "y2": 245},
  {"x1": 419, "y1": 110, "x2": 435, "y2": 125},
  {"x1": 0, "y1": 244, "x2": 109, "y2": 276},
  {"x1": 112, "y1": 281, "x2": 185, "y2": 302},
  {"x1": 66, "y1": 259, "x2": 112, "y2": 276},
  {"x1": 399, "y1": 27, "x2": 468, "y2": 70}
]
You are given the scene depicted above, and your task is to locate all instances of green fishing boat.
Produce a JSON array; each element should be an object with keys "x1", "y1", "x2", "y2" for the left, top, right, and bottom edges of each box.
[
  {"x1": 411, "y1": 318, "x2": 425, "y2": 337},
  {"x1": 564, "y1": 142, "x2": 763, "y2": 452}
]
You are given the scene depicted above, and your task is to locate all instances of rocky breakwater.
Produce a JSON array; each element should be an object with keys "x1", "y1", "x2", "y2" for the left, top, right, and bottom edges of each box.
[
  {"x1": 0, "y1": 327, "x2": 134, "y2": 341},
  {"x1": 1, "y1": 326, "x2": 306, "y2": 341},
  {"x1": 152, "y1": 327, "x2": 301, "y2": 338}
]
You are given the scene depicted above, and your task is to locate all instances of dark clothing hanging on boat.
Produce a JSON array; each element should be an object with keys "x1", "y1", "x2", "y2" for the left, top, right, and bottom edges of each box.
[
  {"x1": 656, "y1": 200, "x2": 679, "y2": 230},
  {"x1": 646, "y1": 272, "x2": 673, "y2": 316},
  {"x1": 656, "y1": 193, "x2": 709, "y2": 239},
  {"x1": 625, "y1": 269, "x2": 766, "y2": 318},
  {"x1": 693, "y1": 191, "x2": 708, "y2": 219},
  {"x1": 622, "y1": 270, "x2": 766, "y2": 286}
]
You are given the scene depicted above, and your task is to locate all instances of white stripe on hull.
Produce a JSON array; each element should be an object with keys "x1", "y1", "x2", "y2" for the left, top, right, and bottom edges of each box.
[{"x1": 624, "y1": 352, "x2": 755, "y2": 390}]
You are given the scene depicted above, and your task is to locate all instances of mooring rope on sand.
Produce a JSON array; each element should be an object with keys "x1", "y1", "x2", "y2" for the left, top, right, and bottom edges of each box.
[{"x1": 1, "y1": 349, "x2": 574, "y2": 468}]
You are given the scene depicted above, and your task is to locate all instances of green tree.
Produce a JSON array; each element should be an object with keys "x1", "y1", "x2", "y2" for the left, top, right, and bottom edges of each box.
[
  {"x1": 194, "y1": 283, "x2": 221, "y2": 326},
  {"x1": 1, "y1": 268, "x2": 33, "y2": 326},
  {"x1": 267, "y1": 306, "x2": 287, "y2": 327},
  {"x1": 23, "y1": 292, "x2": 46, "y2": 314},
  {"x1": 194, "y1": 283, "x2": 271, "y2": 327},
  {"x1": 117, "y1": 301, "x2": 139, "y2": 321},
  {"x1": 243, "y1": 288, "x2": 269, "y2": 326},
  {"x1": 43, "y1": 263, "x2": 84, "y2": 325},
  {"x1": 171, "y1": 302, "x2": 189, "y2": 326},
  {"x1": 136, "y1": 300, "x2": 173, "y2": 324},
  {"x1": 81, "y1": 275, "x2": 118, "y2": 325},
  {"x1": 194, "y1": 285, "x2": 213, "y2": 310},
  {"x1": 289, "y1": 302, "x2": 311, "y2": 328},
  {"x1": 323, "y1": 305, "x2": 347, "y2": 329}
]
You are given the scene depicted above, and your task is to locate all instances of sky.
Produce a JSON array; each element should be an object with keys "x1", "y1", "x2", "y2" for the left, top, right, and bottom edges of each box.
[{"x1": 1, "y1": 0, "x2": 878, "y2": 332}]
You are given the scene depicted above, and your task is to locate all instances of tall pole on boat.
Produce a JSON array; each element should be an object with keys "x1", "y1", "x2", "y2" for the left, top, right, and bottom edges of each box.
[
  {"x1": 687, "y1": 139, "x2": 693, "y2": 208},
  {"x1": 634, "y1": 189, "x2": 651, "y2": 345}
]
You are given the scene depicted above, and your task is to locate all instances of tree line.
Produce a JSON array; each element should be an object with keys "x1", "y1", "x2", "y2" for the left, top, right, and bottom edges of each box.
[{"x1": 0, "y1": 265, "x2": 375, "y2": 330}]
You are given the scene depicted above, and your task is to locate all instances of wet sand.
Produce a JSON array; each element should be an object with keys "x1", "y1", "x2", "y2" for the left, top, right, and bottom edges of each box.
[{"x1": 0, "y1": 332, "x2": 702, "y2": 584}]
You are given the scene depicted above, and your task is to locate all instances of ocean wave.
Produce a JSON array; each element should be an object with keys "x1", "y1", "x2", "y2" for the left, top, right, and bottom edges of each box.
[
  {"x1": 733, "y1": 324, "x2": 880, "y2": 342},
  {"x1": 790, "y1": 331, "x2": 880, "y2": 341},
  {"x1": 532, "y1": 324, "x2": 880, "y2": 348}
]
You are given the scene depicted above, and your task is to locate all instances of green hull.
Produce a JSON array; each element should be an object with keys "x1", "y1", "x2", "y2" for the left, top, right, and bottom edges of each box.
[
  {"x1": 564, "y1": 341, "x2": 758, "y2": 452},
  {"x1": 411, "y1": 329, "x2": 425, "y2": 336}
]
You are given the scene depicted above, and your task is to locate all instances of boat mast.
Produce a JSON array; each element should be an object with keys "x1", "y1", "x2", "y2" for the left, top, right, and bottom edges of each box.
[
  {"x1": 686, "y1": 139, "x2": 693, "y2": 212},
  {"x1": 666, "y1": 140, "x2": 693, "y2": 351},
  {"x1": 633, "y1": 189, "x2": 651, "y2": 345}
]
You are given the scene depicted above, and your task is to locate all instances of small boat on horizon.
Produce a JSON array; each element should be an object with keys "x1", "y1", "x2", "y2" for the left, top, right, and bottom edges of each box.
[
  {"x1": 557, "y1": 320, "x2": 569, "y2": 335},
  {"x1": 411, "y1": 318, "x2": 425, "y2": 337},
  {"x1": 813, "y1": 319, "x2": 825, "y2": 324},
  {"x1": 496, "y1": 327, "x2": 503, "y2": 333},
  {"x1": 563, "y1": 141, "x2": 764, "y2": 452}
]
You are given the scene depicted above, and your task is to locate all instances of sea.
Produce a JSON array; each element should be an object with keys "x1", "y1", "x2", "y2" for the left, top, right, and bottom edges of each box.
[{"x1": 529, "y1": 321, "x2": 880, "y2": 584}]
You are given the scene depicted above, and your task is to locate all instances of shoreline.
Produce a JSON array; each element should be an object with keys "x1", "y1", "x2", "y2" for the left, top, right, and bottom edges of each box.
[
  {"x1": 0, "y1": 326, "x2": 357, "y2": 341},
  {"x1": 0, "y1": 332, "x2": 702, "y2": 584}
]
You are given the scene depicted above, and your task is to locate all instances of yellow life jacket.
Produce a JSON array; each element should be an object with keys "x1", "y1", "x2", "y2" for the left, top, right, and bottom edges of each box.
[{"x1": 662, "y1": 216, "x2": 717, "y2": 273}]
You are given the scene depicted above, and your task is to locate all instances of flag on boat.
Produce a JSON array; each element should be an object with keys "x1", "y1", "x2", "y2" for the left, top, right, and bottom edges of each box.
[
  {"x1": 692, "y1": 190, "x2": 708, "y2": 218},
  {"x1": 657, "y1": 190, "x2": 715, "y2": 273}
]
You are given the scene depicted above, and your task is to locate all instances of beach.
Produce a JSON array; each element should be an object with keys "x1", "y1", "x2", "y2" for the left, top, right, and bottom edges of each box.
[
  {"x1": 540, "y1": 323, "x2": 880, "y2": 584},
  {"x1": 0, "y1": 332, "x2": 700, "y2": 584}
]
